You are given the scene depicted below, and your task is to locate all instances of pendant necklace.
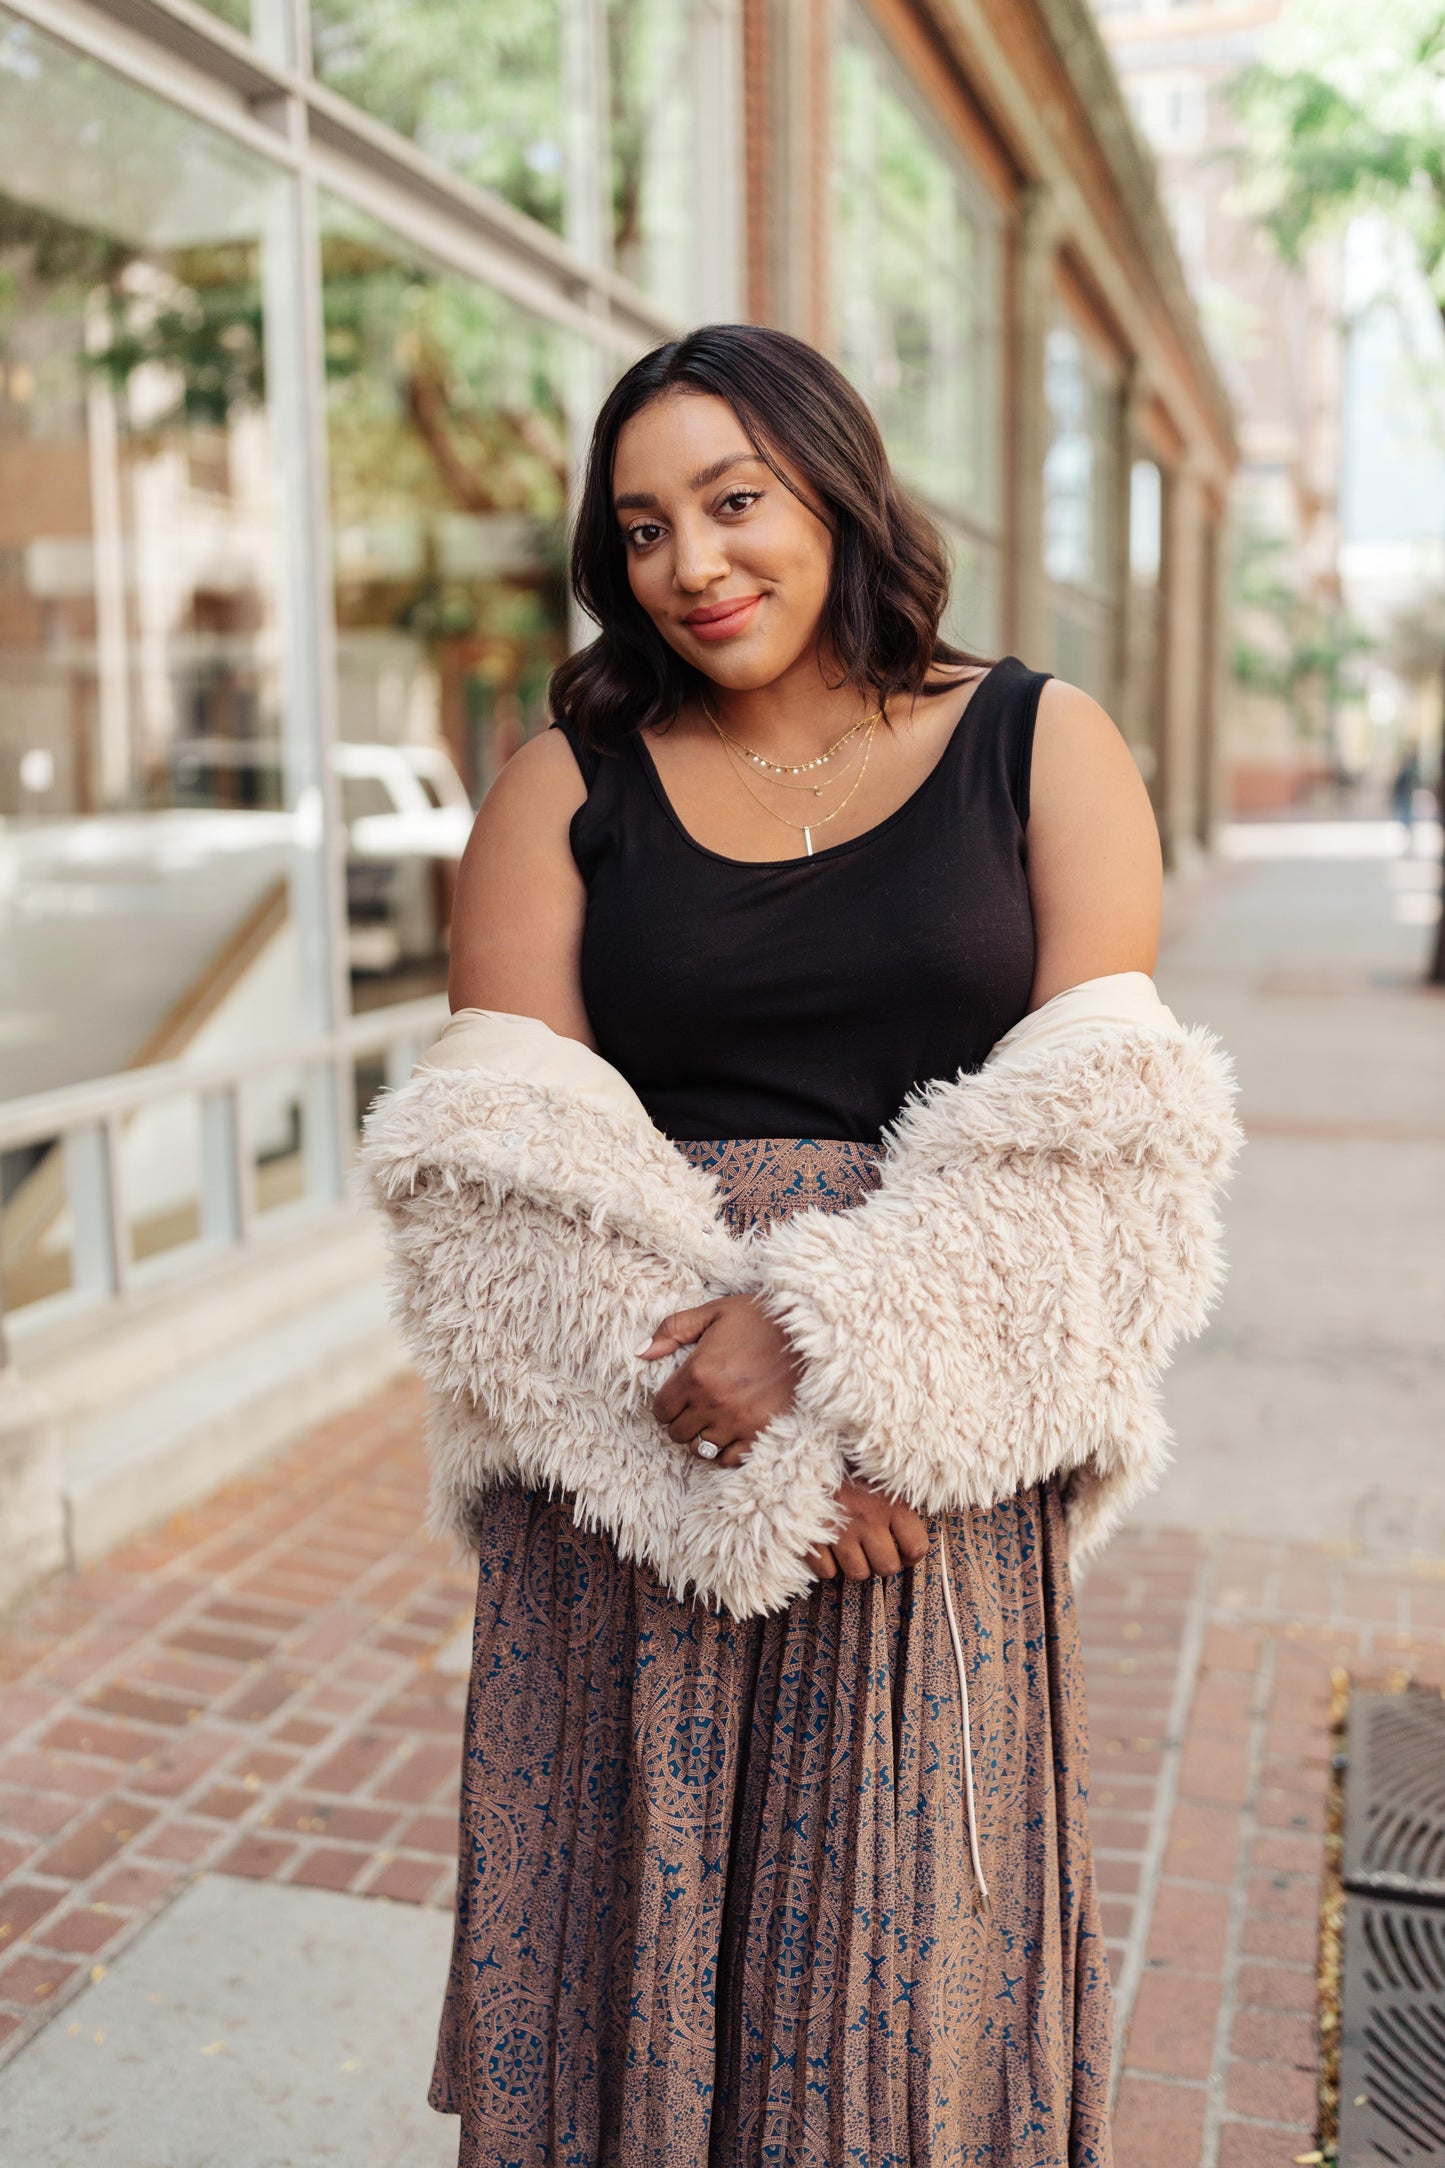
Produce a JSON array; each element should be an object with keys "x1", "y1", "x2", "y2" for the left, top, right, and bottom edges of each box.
[{"x1": 705, "y1": 707, "x2": 880, "y2": 857}]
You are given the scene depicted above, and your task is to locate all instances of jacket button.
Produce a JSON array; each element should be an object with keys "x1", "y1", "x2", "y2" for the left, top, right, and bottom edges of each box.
[{"x1": 502, "y1": 1132, "x2": 517, "y2": 1149}]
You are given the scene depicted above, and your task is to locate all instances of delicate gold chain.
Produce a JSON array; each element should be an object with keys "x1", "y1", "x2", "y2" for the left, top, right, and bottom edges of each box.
[
  {"x1": 709, "y1": 714, "x2": 879, "y2": 857},
  {"x1": 699, "y1": 693, "x2": 879, "y2": 776},
  {"x1": 712, "y1": 720, "x2": 873, "y2": 797}
]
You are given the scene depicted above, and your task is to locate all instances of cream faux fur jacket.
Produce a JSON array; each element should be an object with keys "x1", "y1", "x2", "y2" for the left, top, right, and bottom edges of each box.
[{"x1": 361, "y1": 975, "x2": 1240, "y2": 1619}]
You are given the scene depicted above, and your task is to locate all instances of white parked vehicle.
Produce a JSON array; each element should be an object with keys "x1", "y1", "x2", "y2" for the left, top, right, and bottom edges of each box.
[
  {"x1": 331, "y1": 742, "x2": 473, "y2": 971},
  {"x1": 166, "y1": 737, "x2": 475, "y2": 971}
]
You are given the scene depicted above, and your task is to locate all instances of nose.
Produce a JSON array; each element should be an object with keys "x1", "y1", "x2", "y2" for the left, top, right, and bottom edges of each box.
[{"x1": 671, "y1": 515, "x2": 730, "y2": 595}]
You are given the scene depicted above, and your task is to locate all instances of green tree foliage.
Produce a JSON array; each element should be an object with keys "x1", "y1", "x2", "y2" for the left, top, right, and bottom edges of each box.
[
  {"x1": 1231, "y1": 515, "x2": 1370, "y2": 741},
  {"x1": 1237, "y1": 0, "x2": 1445, "y2": 976},
  {"x1": 1236, "y1": 0, "x2": 1445, "y2": 328},
  {"x1": 307, "y1": 0, "x2": 567, "y2": 234}
]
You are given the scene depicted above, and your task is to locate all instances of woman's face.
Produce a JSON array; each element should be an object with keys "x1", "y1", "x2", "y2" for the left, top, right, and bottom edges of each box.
[{"x1": 612, "y1": 390, "x2": 832, "y2": 691}]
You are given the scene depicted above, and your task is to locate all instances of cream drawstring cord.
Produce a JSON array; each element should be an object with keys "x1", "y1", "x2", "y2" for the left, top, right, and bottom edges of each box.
[{"x1": 936, "y1": 1528, "x2": 992, "y2": 1917}]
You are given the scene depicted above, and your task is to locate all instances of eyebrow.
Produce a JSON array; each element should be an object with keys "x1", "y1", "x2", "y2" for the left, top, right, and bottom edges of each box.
[{"x1": 613, "y1": 450, "x2": 766, "y2": 513}]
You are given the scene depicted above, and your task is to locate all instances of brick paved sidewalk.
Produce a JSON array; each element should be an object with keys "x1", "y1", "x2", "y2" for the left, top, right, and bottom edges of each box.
[
  {"x1": 1086, "y1": 1530, "x2": 1445, "y2": 2168},
  {"x1": 3, "y1": 1381, "x2": 1444, "y2": 2164},
  {"x1": 0, "y1": 1381, "x2": 473, "y2": 2055}
]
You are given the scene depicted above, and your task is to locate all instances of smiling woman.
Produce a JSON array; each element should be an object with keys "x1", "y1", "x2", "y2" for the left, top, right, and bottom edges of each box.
[
  {"x1": 551, "y1": 322, "x2": 983, "y2": 755},
  {"x1": 364, "y1": 322, "x2": 1238, "y2": 2166}
]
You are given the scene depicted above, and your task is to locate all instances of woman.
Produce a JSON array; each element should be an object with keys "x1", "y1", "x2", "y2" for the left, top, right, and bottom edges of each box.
[{"x1": 365, "y1": 324, "x2": 1239, "y2": 2166}]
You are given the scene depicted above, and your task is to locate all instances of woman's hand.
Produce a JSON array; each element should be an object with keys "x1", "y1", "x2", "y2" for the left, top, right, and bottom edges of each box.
[
  {"x1": 639, "y1": 1295, "x2": 799, "y2": 1467},
  {"x1": 806, "y1": 1477, "x2": 931, "y2": 1583}
]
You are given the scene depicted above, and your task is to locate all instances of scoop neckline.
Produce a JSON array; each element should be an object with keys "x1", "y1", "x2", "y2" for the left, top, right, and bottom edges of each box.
[{"x1": 630, "y1": 658, "x2": 1012, "y2": 872}]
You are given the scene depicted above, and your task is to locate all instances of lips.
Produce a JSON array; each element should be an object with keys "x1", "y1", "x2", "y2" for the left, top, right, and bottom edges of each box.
[{"x1": 681, "y1": 593, "x2": 763, "y2": 642}]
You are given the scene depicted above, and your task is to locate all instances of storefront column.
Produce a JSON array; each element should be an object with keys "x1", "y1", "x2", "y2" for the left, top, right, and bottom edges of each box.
[
  {"x1": 770, "y1": 0, "x2": 833, "y2": 348},
  {"x1": 693, "y1": 0, "x2": 747, "y2": 321}
]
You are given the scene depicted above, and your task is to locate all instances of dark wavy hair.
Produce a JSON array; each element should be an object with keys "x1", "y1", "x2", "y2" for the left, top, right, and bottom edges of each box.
[{"x1": 549, "y1": 323, "x2": 986, "y2": 750}]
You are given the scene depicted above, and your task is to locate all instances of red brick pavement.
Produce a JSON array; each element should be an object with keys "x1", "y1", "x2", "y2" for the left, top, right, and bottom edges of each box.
[
  {"x1": 0, "y1": 1381, "x2": 473, "y2": 2058},
  {"x1": 2, "y1": 1380, "x2": 1442, "y2": 2165},
  {"x1": 1082, "y1": 1529, "x2": 1445, "y2": 2168}
]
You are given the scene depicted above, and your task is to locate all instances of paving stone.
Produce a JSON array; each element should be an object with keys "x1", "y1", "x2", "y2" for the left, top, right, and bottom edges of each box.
[
  {"x1": 1126, "y1": 1971, "x2": 1223, "y2": 2081},
  {"x1": 1216, "y1": 2122, "x2": 1318, "y2": 2167},
  {"x1": 1112, "y1": 2073, "x2": 1208, "y2": 2167}
]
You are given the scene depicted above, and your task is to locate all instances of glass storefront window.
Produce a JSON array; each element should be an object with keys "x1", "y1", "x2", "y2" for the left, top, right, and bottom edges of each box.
[
  {"x1": 1043, "y1": 319, "x2": 1122, "y2": 703},
  {"x1": 1124, "y1": 456, "x2": 1165, "y2": 789},
  {"x1": 0, "y1": 8, "x2": 335, "y2": 1305},
  {"x1": 319, "y1": 197, "x2": 579, "y2": 1005},
  {"x1": 834, "y1": 5, "x2": 1001, "y2": 646},
  {"x1": 308, "y1": 1, "x2": 568, "y2": 238},
  {"x1": 193, "y1": 0, "x2": 252, "y2": 30},
  {"x1": 0, "y1": 12, "x2": 313, "y2": 1112},
  {"x1": 607, "y1": 0, "x2": 700, "y2": 313}
]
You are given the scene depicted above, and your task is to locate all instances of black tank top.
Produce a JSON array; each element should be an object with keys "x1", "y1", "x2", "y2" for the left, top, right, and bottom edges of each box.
[{"x1": 555, "y1": 655, "x2": 1044, "y2": 1143}]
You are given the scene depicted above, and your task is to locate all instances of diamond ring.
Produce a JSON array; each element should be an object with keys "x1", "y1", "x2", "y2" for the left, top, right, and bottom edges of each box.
[{"x1": 696, "y1": 1438, "x2": 720, "y2": 1461}]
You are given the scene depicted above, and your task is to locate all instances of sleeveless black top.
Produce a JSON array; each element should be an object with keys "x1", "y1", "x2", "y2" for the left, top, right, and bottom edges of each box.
[{"x1": 555, "y1": 655, "x2": 1045, "y2": 1143}]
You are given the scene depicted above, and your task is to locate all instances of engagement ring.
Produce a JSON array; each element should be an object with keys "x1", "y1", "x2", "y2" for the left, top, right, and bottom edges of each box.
[{"x1": 696, "y1": 1439, "x2": 720, "y2": 1461}]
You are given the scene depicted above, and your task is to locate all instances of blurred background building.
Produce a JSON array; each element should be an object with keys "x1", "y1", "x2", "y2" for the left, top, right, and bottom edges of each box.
[
  {"x1": 1095, "y1": 0, "x2": 1445, "y2": 816},
  {"x1": 2, "y1": 0, "x2": 1234, "y2": 1605}
]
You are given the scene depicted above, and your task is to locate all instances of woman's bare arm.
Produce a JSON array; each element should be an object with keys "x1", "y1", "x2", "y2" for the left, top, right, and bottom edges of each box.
[
  {"x1": 446, "y1": 731, "x2": 592, "y2": 1043},
  {"x1": 1025, "y1": 679, "x2": 1163, "y2": 1007}
]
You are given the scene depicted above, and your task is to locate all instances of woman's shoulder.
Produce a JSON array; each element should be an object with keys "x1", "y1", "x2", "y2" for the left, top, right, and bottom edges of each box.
[
  {"x1": 475, "y1": 726, "x2": 590, "y2": 837},
  {"x1": 1031, "y1": 676, "x2": 1134, "y2": 779}
]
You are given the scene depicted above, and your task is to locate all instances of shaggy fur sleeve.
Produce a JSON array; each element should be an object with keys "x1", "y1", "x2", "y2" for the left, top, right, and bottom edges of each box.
[
  {"x1": 746, "y1": 1027, "x2": 1242, "y2": 1566},
  {"x1": 359, "y1": 1067, "x2": 852, "y2": 1615}
]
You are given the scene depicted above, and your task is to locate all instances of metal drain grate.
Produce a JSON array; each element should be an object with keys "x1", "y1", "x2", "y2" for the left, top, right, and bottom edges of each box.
[
  {"x1": 1341, "y1": 1692, "x2": 1445, "y2": 2166},
  {"x1": 1345, "y1": 1693, "x2": 1445, "y2": 1905},
  {"x1": 1339, "y1": 1898, "x2": 1445, "y2": 2165}
]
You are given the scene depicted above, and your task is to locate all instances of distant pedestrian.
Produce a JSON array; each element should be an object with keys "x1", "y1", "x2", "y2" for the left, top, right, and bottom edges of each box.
[
  {"x1": 365, "y1": 323, "x2": 1239, "y2": 2165},
  {"x1": 1393, "y1": 740, "x2": 1422, "y2": 830}
]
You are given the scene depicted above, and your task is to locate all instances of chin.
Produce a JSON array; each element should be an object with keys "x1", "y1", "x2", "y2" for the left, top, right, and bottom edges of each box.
[{"x1": 695, "y1": 655, "x2": 785, "y2": 689}]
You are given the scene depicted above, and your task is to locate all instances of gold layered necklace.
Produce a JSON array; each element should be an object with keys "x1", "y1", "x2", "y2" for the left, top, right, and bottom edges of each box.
[
  {"x1": 710, "y1": 705, "x2": 878, "y2": 781},
  {"x1": 701, "y1": 694, "x2": 882, "y2": 858}
]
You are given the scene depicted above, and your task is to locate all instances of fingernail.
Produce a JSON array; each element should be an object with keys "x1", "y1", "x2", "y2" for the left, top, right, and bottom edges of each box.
[{"x1": 634, "y1": 1341, "x2": 654, "y2": 1358}]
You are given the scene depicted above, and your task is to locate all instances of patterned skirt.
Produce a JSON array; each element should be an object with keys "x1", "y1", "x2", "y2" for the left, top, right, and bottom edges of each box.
[{"x1": 430, "y1": 1138, "x2": 1114, "y2": 2166}]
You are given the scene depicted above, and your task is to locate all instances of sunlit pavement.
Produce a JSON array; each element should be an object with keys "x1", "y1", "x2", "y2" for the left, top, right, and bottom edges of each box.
[
  {"x1": 1092, "y1": 820, "x2": 1445, "y2": 2166},
  {"x1": 1153, "y1": 822, "x2": 1444, "y2": 1552},
  {"x1": 0, "y1": 825, "x2": 1440, "y2": 2165}
]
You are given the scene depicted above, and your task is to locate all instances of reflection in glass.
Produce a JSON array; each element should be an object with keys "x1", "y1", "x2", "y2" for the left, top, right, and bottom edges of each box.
[
  {"x1": 1043, "y1": 321, "x2": 1121, "y2": 704},
  {"x1": 245, "y1": 1064, "x2": 308, "y2": 1216},
  {"x1": 835, "y1": 15, "x2": 980, "y2": 514},
  {"x1": 319, "y1": 198, "x2": 577, "y2": 1004},
  {"x1": 192, "y1": 0, "x2": 252, "y2": 32},
  {"x1": 0, "y1": 10, "x2": 318, "y2": 1300},
  {"x1": 309, "y1": 0, "x2": 567, "y2": 236},
  {"x1": 1125, "y1": 458, "x2": 1165, "y2": 789},
  {"x1": 834, "y1": 6, "x2": 999, "y2": 645},
  {"x1": 1, "y1": 1137, "x2": 69, "y2": 1309},
  {"x1": 608, "y1": 0, "x2": 699, "y2": 312},
  {"x1": 125, "y1": 1094, "x2": 204, "y2": 1265},
  {"x1": 0, "y1": 11, "x2": 308, "y2": 1106}
]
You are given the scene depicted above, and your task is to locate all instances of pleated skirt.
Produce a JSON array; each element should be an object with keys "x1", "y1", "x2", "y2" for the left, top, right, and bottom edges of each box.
[{"x1": 430, "y1": 1138, "x2": 1114, "y2": 2166}]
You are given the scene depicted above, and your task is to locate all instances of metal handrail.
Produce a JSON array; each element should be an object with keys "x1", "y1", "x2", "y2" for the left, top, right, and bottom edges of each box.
[
  {"x1": 0, "y1": 994, "x2": 449, "y2": 1340},
  {"x1": 0, "y1": 996, "x2": 447, "y2": 1152}
]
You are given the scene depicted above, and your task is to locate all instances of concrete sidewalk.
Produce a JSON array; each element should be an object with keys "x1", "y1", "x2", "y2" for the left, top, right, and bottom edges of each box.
[
  {"x1": 1150, "y1": 826, "x2": 1445, "y2": 1559},
  {"x1": 0, "y1": 827, "x2": 1440, "y2": 2167}
]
